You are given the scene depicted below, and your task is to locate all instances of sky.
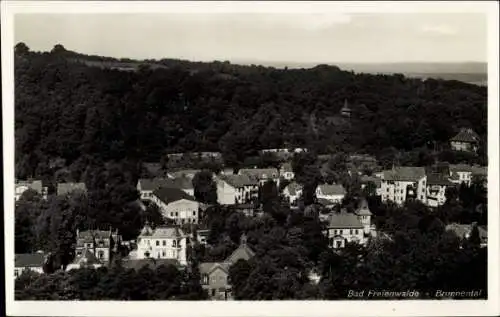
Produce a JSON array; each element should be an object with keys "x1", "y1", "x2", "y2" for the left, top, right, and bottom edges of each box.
[{"x1": 14, "y1": 12, "x2": 487, "y2": 64}]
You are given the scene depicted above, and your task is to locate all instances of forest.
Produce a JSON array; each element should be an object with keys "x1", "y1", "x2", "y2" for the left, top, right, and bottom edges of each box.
[{"x1": 13, "y1": 43, "x2": 488, "y2": 300}]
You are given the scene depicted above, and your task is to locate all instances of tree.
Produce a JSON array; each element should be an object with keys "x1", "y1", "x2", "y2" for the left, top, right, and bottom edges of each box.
[
  {"x1": 15, "y1": 42, "x2": 30, "y2": 56},
  {"x1": 192, "y1": 170, "x2": 217, "y2": 204}
]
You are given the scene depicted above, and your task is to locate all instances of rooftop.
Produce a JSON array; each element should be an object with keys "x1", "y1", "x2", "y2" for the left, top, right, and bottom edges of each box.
[
  {"x1": 317, "y1": 184, "x2": 346, "y2": 196},
  {"x1": 218, "y1": 174, "x2": 259, "y2": 188},
  {"x1": 383, "y1": 167, "x2": 426, "y2": 182},
  {"x1": 71, "y1": 249, "x2": 102, "y2": 266},
  {"x1": 57, "y1": 182, "x2": 87, "y2": 195},
  {"x1": 16, "y1": 180, "x2": 44, "y2": 193},
  {"x1": 427, "y1": 173, "x2": 455, "y2": 186},
  {"x1": 239, "y1": 168, "x2": 279, "y2": 179},
  {"x1": 152, "y1": 187, "x2": 197, "y2": 205},
  {"x1": 139, "y1": 225, "x2": 187, "y2": 239},
  {"x1": 355, "y1": 199, "x2": 372, "y2": 216},
  {"x1": 167, "y1": 169, "x2": 202, "y2": 179},
  {"x1": 450, "y1": 128, "x2": 480, "y2": 143},
  {"x1": 327, "y1": 213, "x2": 364, "y2": 229}
]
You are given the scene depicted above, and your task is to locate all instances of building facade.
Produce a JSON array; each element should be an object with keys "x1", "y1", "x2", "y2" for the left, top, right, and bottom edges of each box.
[
  {"x1": 324, "y1": 213, "x2": 365, "y2": 249},
  {"x1": 380, "y1": 167, "x2": 427, "y2": 205},
  {"x1": 15, "y1": 180, "x2": 48, "y2": 201},
  {"x1": 75, "y1": 229, "x2": 121, "y2": 263},
  {"x1": 135, "y1": 224, "x2": 189, "y2": 266},
  {"x1": 238, "y1": 168, "x2": 280, "y2": 186},
  {"x1": 450, "y1": 128, "x2": 480, "y2": 153},
  {"x1": 216, "y1": 175, "x2": 259, "y2": 205},
  {"x1": 151, "y1": 187, "x2": 199, "y2": 225}
]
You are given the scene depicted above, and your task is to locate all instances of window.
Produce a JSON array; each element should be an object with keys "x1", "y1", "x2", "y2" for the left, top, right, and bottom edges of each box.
[
  {"x1": 162, "y1": 251, "x2": 166, "y2": 257},
  {"x1": 170, "y1": 212, "x2": 174, "y2": 217},
  {"x1": 212, "y1": 289, "x2": 216, "y2": 296},
  {"x1": 175, "y1": 212, "x2": 179, "y2": 217},
  {"x1": 350, "y1": 229, "x2": 353, "y2": 235},
  {"x1": 355, "y1": 229, "x2": 359, "y2": 235},
  {"x1": 87, "y1": 243, "x2": 92, "y2": 248},
  {"x1": 335, "y1": 241, "x2": 342, "y2": 248},
  {"x1": 14, "y1": 269, "x2": 19, "y2": 277},
  {"x1": 163, "y1": 240, "x2": 166, "y2": 246},
  {"x1": 193, "y1": 211, "x2": 196, "y2": 216},
  {"x1": 334, "y1": 229, "x2": 337, "y2": 235},
  {"x1": 156, "y1": 240, "x2": 160, "y2": 246},
  {"x1": 98, "y1": 251, "x2": 104, "y2": 259},
  {"x1": 173, "y1": 240, "x2": 177, "y2": 247}
]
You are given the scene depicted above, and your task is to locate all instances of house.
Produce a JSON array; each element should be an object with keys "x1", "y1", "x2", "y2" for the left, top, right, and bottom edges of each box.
[
  {"x1": 450, "y1": 128, "x2": 480, "y2": 152},
  {"x1": 238, "y1": 168, "x2": 280, "y2": 186},
  {"x1": 151, "y1": 187, "x2": 199, "y2": 225},
  {"x1": 426, "y1": 174, "x2": 455, "y2": 208},
  {"x1": 324, "y1": 212, "x2": 365, "y2": 249},
  {"x1": 216, "y1": 174, "x2": 259, "y2": 205},
  {"x1": 15, "y1": 179, "x2": 48, "y2": 201},
  {"x1": 380, "y1": 167, "x2": 427, "y2": 205},
  {"x1": 283, "y1": 182, "x2": 303, "y2": 205},
  {"x1": 137, "y1": 177, "x2": 194, "y2": 200},
  {"x1": 57, "y1": 182, "x2": 87, "y2": 196},
  {"x1": 199, "y1": 234, "x2": 255, "y2": 300},
  {"x1": 66, "y1": 248, "x2": 103, "y2": 271},
  {"x1": 167, "y1": 169, "x2": 202, "y2": 180},
  {"x1": 135, "y1": 223, "x2": 189, "y2": 265},
  {"x1": 14, "y1": 252, "x2": 46, "y2": 278},
  {"x1": 448, "y1": 164, "x2": 473, "y2": 186},
  {"x1": 316, "y1": 184, "x2": 346, "y2": 204},
  {"x1": 446, "y1": 223, "x2": 487, "y2": 247},
  {"x1": 75, "y1": 229, "x2": 121, "y2": 263},
  {"x1": 279, "y1": 162, "x2": 294, "y2": 180},
  {"x1": 360, "y1": 175, "x2": 382, "y2": 196}
]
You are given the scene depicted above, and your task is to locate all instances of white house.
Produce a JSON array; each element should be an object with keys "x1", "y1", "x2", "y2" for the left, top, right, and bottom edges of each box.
[
  {"x1": 380, "y1": 167, "x2": 427, "y2": 205},
  {"x1": 448, "y1": 164, "x2": 473, "y2": 186},
  {"x1": 279, "y1": 162, "x2": 295, "y2": 180},
  {"x1": 216, "y1": 174, "x2": 259, "y2": 205},
  {"x1": 426, "y1": 174, "x2": 455, "y2": 208},
  {"x1": 316, "y1": 184, "x2": 346, "y2": 204},
  {"x1": 283, "y1": 181, "x2": 303, "y2": 205},
  {"x1": 151, "y1": 187, "x2": 200, "y2": 225},
  {"x1": 135, "y1": 223, "x2": 189, "y2": 266},
  {"x1": 137, "y1": 177, "x2": 194, "y2": 200},
  {"x1": 324, "y1": 212, "x2": 365, "y2": 249},
  {"x1": 450, "y1": 128, "x2": 480, "y2": 153},
  {"x1": 354, "y1": 199, "x2": 373, "y2": 235},
  {"x1": 238, "y1": 168, "x2": 280, "y2": 186},
  {"x1": 14, "y1": 252, "x2": 46, "y2": 278},
  {"x1": 15, "y1": 180, "x2": 48, "y2": 201}
]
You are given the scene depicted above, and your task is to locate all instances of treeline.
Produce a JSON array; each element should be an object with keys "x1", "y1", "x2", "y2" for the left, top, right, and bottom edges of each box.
[
  {"x1": 15, "y1": 263, "x2": 207, "y2": 300},
  {"x1": 15, "y1": 43, "x2": 487, "y2": 183}
]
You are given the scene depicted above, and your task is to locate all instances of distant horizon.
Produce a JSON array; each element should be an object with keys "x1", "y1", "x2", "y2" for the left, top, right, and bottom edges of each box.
[{"x1": 19, "y1": 42, "x2": 488, "y2": 69}]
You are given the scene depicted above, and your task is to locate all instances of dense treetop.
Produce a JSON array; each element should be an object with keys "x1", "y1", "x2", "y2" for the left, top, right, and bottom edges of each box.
[{"x1": 15, "y1": 43, "x2": 487, "y2": 183}]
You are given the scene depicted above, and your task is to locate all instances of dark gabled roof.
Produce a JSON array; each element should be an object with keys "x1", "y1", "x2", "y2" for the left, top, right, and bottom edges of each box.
[
  {"x1": 15, "y1": 253, "x2": 46, "y2": 268},
  {"x1": 239, "y1": 168, "x2": 279, "y2": 179},
  {"x1": 426, "y1": 173, "x2": 454, "y2": 186},
  {"x1": 71, "y1": 249, "x2": 102, "y2": 266},
  {"x1": 225, "y1": 242, "x2": 255, "y2": 264},
  {"x1": 317, "y1": 184, "x2": 346, "y2": 196},
  {"x1": 198, "y1": 262, "x2": 231, "y2": 275},
  {"x1": 383, "y1": 167, "x2": 426, "y2": 182},
  {"x1": 218, "y1": 174, "x2": 259, "y2": 188},
  {"x1": 327, "y1": 213, "x2": 364, "y2": 229},
  {"x1": 57, "y1": 182, "x2": 87, "y2": 195},
  {"x1": 449, "y1": 164, "x2": 474, "y2": 173},
  {"x1": 122, "y1": 258, "x2": 180, "y2": 271},
  {"x1": 152, "y1": 187, "x2": 197, "y2": 205},
  {"x1": 360, "y1": 175, "x2": 381, "y2": 187},
  {"x1": 450, "y1": 128, "x2": 480, "y2": 143}
]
